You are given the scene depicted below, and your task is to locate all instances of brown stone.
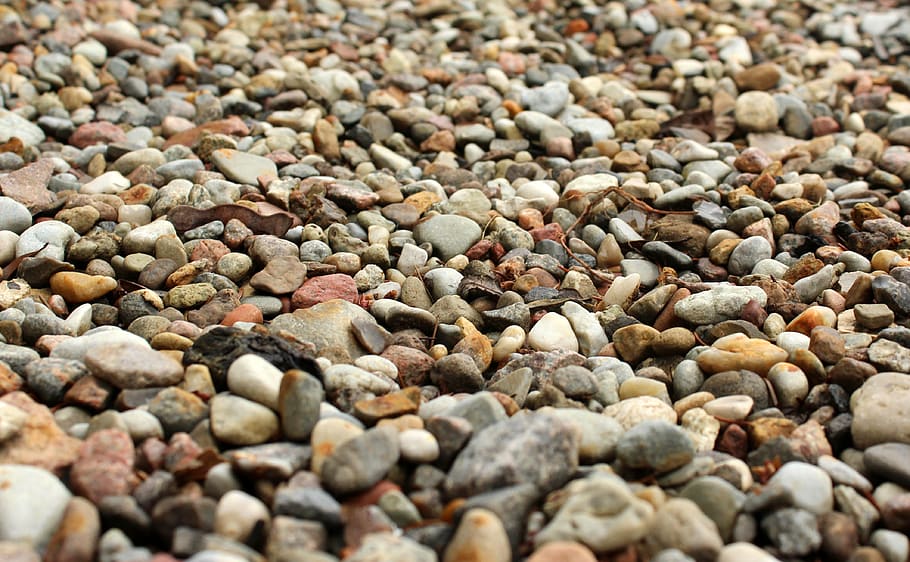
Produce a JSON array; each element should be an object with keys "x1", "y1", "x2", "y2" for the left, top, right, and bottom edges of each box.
[
  {"x1": 353, "y1": 386, "x2": 422, "y2": 424},
  {"x1": 44, "y1": 497, "x2": 101, "y2": 562}
]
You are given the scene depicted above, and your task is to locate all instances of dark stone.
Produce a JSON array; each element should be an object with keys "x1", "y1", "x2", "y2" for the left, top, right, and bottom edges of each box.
[
  {"x1": 182, "y1": 326, "x2": 320, "y2": 388},
  {"x1": 99, "y1": 495, "x2": 152, "y2": 543},
  {"x1": 273, "y1": 485, "x2": 343, "y2": 527},
  {"x1": 871, "y1": 275, "x2": 910, "y2": 317},
  {"x1": 150, "y1": 495, "x2": 217, "y2": 545},
  {"x1": 701, "y1": 370, "x2": 771, "y2": 411}
]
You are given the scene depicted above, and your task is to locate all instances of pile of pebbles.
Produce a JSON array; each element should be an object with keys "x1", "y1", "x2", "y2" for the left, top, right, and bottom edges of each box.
[{"x1": 2, "y1": 0, "x2": 910, "y2": 561}]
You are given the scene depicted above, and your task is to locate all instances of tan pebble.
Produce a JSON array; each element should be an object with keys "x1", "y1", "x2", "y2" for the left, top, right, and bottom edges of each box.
[
  {"x1": 528, "y1": 541, "x2": 597, "y2": 562},
  {"x1": 696, "y1": 333, "x2": 788, "y2": 376},
  {"x1": 453, "y1": 317, "x2": 492, "y2": 371},
  {"x1": 871, "y1": 249, "x2": 901, "y2": 272},
  {"x1": 703, "y1": 395, "x2": 754, "y2": 420},
  {"x1": 673, "y1": 391, "x2": 715, "y2": 418},
  {"x1": 619, "y1": 377, "x2": 669, "y2": 401},
  {"x1": 49, "y1": 272, "x2": 117, "y2": 304},
  {"x1": 150, "y1": 332, "x2": 193, "y2": 351},
  {"x1": 443, "y1": 508, "x2": 511, "y2": 562}
]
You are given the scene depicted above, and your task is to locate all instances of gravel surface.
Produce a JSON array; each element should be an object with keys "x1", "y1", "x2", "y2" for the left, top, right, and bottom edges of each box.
[{"x1": 1, "y1": 0, "x2": 910, "y2": 561}]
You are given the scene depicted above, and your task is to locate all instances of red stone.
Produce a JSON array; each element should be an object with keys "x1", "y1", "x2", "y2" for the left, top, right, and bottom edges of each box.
[
  {"x1": 380, "y1": 345, "x2": 435, "y2": 387},
  {"x1": 291, "y1": 274, "x2": 359, "y2": 309},
  {"x1": 529, "y1": 223, "x2": 564, "y2": 243},
  {"x1": 162, "y1": 116, "x2": 250, "y2": 149},
  {"x1": 716, "y1": 423, "x2": 748, "y2": 459},
  {"x1": 69, "y1": 429, "x2": 137, "y2": 505},
  {"x1": 69, "y1": 121, "x2": 128, "y2": 148},
  {"x1": 222, "y1": 304, "x2": 264, "y2": 326},
  {"x1": 190, "y1": 239, "x2": 230, "y2": 262},
  {"x1": 464, "y1": 239, "x2": 494, "y2": 260},
  {"x1": 812, "y1": 116, "x2": 840, "y2": 137}
]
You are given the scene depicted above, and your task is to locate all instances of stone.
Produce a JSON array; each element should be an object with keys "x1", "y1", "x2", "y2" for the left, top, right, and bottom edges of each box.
[
  {"x1": 69, "y1": 429, "x2": 136, "y2": 505},
  {"x1": 84, "y1": 342, "x2": 184, "y2": 389},
  {"x1": 413, "y1": 215, "x2": 482, "y2": 261},
  {"x1": 210, "y1": 149, "x2": 277, "y2": 185},
  {"x1": 44, "y1": 497, "x2": 101, "y2": 562},
  {"x1": 746, "y1": 461, "x2": 833, "y2": 515},
  {"x1": 527, "y1": 313, "x2": 579, "y2": 352},
  {"x1": 0, "y1": 392, "x2": 80, "y2": 472},
  {"x1": 735, "y1": 91, "x2": 779, "y2": 132},
  {"x1": 227, "y1": 353, "x2": 285, "y2": 410},
  {"x1": 49, "y1": 272, "x2": 118, "y2": 304},
  {"x1": 851, "y1": 373, "x2": 910, "y2": 448},
  {"x1": 209, "y1": 393, "x2": 280, "y2": 446},
  {"x1": 534, "y1": 474, "x2": 654, "y2": 553},
  {"x1": 616, "y1": 419, "x2": 696, "y2": 474},
  {"x1": 864, "y1": 443, "x2": 910, "y2": 489},
  {"x1": 604, "y1": 396, "x2": 678, "y2": 429},
  {"x1": 445, "y1": 412, "x2": 579, "y2": 498},
  {"x1": 443, "y1": 508, "x2": 511, "y2": 562},
  {"x1": 696, "y1": 334, "x2": 788, "y2": 376},
  {"x1": 674, "y1": 286, "x2": 768, "y2": 325},
  {"x1": 644, "y1": 498, "x2": 724, "y2": 562},
  {"x1": 680, "y1": 476, "x2": 746, "y2": 542},
  {"x1": 0, "y1": 158, "x2": 55, "y2": 212},
  {"x1": 0, "y1": 464, "x2": 71, "y2": 550},
  {"x1": 320, "y1": 425, "x2": 399, "y2": 495},
  {"x1": 278, "y1": 369, "x2": 323, "y2": 442},
  {"x1": 349, "y1": 533, "x2": 436, "y2": 562},
  {"x1": 213, "y1": 490, "x2": 270, "y2": 544}
]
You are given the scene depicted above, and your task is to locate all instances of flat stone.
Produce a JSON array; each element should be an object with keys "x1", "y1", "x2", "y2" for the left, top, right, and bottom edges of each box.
[
  {"x1": 534, "y1": 474, "x2": 654, "y2": 553},
  {"x1": 864, "y1": 443, "x2": 910, "y2": 489},
  {"x1": 413, "y1": 215, "x2": 482, "y2": 261},
  {"x1": 674, "y1": 286, "x2": 768, "y2": 325},
  {"x1": 84, "y1": 342, "x2": 184, "y2": 389},
  {"x1": 210, "y1": 149, "x2": 277, "y2": 185},
  {"x1": 696, "y1": 334, "x2": 788, "y2": 376}
]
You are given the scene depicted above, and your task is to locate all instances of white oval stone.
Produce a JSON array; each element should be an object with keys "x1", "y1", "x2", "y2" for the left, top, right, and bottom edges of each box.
[
  {"x1": 527, "y1": 312, "x2": 578, "y2": 352},
  {"x1": 227, "y1": 354, "x2": 285, "y2": 411}
]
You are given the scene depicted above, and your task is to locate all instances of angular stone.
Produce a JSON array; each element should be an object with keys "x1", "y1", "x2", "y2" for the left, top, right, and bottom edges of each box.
[{"x1": 445, "y1": 412, "x2": 579, "y2": 498}]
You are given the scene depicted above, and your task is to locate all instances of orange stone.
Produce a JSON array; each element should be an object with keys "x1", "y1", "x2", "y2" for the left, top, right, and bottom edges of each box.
[
  {"x1": 49, "y1": 271, "x2": 118, "y2": 304},
  {"x1": 353, "y1": 386, "x2": 421, "y2": 424},
  {"x1": 222, "y1": 304, "x2": 264, "y2": 326}
]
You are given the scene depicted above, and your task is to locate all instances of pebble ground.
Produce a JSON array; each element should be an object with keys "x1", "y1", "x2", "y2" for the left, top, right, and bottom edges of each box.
[{"x1": 1, "y1": 0, "x2": 910, "y2": 561}]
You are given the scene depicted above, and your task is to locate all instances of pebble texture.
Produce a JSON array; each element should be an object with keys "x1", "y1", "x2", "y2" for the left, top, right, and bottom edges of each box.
[{"x1": 0, "y1": 0, "x2": 908, "y2": 560}]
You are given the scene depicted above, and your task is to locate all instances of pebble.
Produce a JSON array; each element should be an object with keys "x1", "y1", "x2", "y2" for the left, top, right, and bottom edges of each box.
[
  {"x1": 850, "y1": 373, "x2": 910, "y2": 448},
  {"x1": 527, "y1": 313, "x2": 579, "y2": 352},
  {"x1": 0, "y1": 464, "x2": 71, "y2": 550},
  {"x1": 0, "y1": 1, "x2": 908, "y2": 560},
  {"x1": 83, "y1": 342, "x2": 184, "y2": 389}
]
